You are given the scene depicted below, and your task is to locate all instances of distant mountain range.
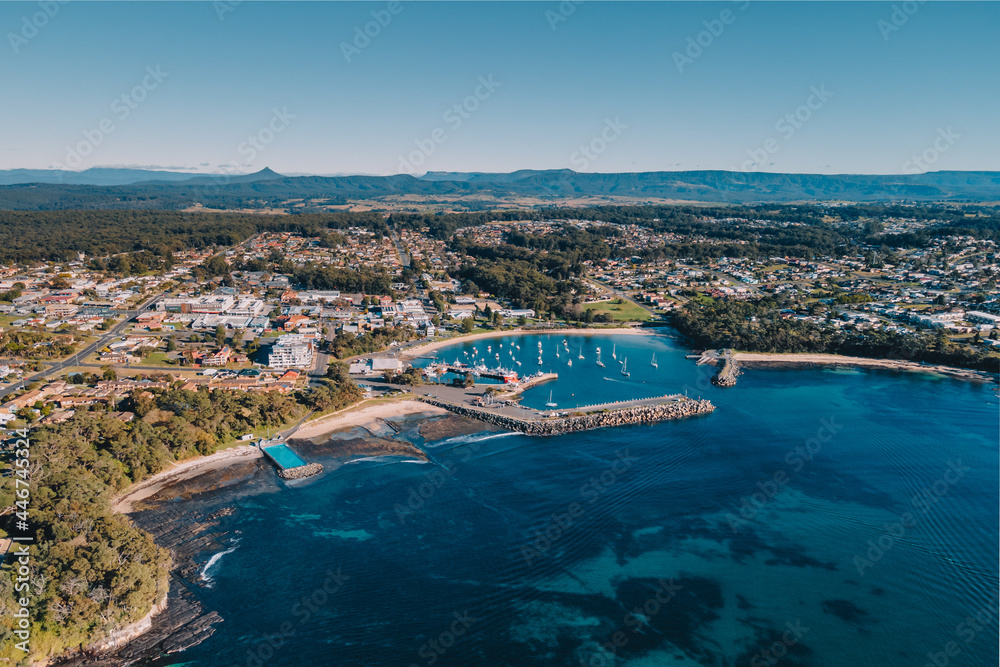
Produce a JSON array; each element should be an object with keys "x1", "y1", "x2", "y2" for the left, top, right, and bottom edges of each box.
[{"x1": 0, "y1": 167, "x2": 997, "y2": 210}]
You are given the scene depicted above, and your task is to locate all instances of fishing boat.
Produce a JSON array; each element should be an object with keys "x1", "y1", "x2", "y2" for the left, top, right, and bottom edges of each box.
[
  {"x1": 651, "y1": 353, "x2": 658, "y2": 369},
  {"x1": 621, "y1": 357, "x2": 630, "y2": 378},
  {"x1": 545, "y1": 390, "x2": 557, "y2": 408},
  {"x1": 611, "y1": 344, "x2": 617, "y2": 359}
]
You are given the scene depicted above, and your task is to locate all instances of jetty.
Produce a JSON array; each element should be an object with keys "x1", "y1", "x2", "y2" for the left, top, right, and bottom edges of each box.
[
  {"x1": 418, "y1": 395, "x2": 715, "y2": 436},
  {"x1": 712, "y1": 349, "x2": 741, "y2": 387},
  {"x1": 260, "y1": 440, "x2": 323, "y2": 480}
]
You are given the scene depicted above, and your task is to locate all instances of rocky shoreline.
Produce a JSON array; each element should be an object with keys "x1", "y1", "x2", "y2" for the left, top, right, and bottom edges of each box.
[
  {"x1": 277, "y1": 462, "x2": 324, "y2": 480},
  {"x1": 418, "y1": 397, "x2": 716, "y2": 435}
]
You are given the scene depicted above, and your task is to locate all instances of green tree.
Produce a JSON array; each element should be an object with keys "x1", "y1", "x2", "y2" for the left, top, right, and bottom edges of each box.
[
  {"x1": 215, "y1": 325, "x2": 227, "y2": 348},
  {"x1": 461, "y1": 317, "x2": 475, "y2": 334},
  {"x1": 165, "y1": 336, "x2": 177, "y2": 352}
]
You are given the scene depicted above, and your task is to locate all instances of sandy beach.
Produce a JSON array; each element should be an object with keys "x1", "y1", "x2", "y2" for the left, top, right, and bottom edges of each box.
[
  {"x1": 292, "y1": 399, "x2": 447, "y2": 440},
  {"x1": 400, "y1": 326, "x2": 653, "y2": 360},
  {"x1": 112, "y1": 399, "x2": 448, "y2": 513},
  {"x1": 733, "y1": 352, "x2": 998, "y2": 383}
]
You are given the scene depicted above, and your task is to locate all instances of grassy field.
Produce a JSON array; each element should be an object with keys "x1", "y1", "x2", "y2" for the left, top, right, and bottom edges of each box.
[{"x1": 582, "y1": 299, "x2": 652, "y2": 322}]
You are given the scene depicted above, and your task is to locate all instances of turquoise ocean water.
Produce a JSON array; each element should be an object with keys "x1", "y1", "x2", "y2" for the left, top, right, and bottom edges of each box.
[{"x1": 150, "y1": 331, "x2": 998, "y2": 667}]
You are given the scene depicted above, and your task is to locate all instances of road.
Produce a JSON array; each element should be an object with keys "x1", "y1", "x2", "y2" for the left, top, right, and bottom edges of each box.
[
  {"x1": 388, "y1": 226, "x2": 410, "y2": 268},
  {"x1": 0, "y1": 293, "x2": 165, "y2": 399}
]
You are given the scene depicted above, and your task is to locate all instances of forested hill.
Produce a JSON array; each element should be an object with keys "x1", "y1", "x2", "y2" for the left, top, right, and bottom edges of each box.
[{"x1": 1, "y1": 169, "x2": 997, "y2": 210}]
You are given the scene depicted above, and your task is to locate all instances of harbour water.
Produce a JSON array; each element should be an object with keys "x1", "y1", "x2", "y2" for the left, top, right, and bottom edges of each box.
[{"x1": 145, "y1": 331, "x2": 998, "y2": 666}]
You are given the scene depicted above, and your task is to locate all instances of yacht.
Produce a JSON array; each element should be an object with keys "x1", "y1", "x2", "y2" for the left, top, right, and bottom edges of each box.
[
  {"x1": 651, "y1": 353, "x2": 658, "y2": 369},
  {"x1": 611, "y1": 344, "x2": 616, "y2": 360},
  {"x1": 578, "y1": 346, "x2": 584, "y2": 360},
  {"x1": 621, "y1": 357, "x2": 630, "y2": 378},
  {"x1": 596, "y1": 350, "x2": 605, "y2": 368},
  {"x1": 545, "y1": 390, "x2": 557, "y2": 408}
]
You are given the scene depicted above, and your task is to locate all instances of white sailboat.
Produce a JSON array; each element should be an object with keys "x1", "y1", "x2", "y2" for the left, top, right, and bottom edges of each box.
[
  {"x1": 596, "y1": 350, "x2": 605, "y2": 368},
  {"x1": 651, "y1": 353, "x2": 658, "y2": 369},
  {"x1": 537, "y1": 356, "x2": 543, "y2": 365},
  {"x1": 611, "y1": 344, "x2": 616, "y2": 360},
  {"x1": 545, "y1": 390, "x2": 557, "y2": 408},
  {"x1": 556, "y1": 347, "x2": 560, "y2": 358},
  {"x1": 567, "y1": 358, "x2": 573, "y2": 367},
  {"x1": 621, "y1": 357, "x2": 630, "y2": 378},
  {"x1": 577, "y1": 346, "x2": 584, "y2": 360}
]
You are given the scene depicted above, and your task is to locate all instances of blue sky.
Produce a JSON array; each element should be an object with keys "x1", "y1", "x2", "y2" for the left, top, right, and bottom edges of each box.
[{"x1": 1, "y1": 1, "x2": 997, "y2": 175}]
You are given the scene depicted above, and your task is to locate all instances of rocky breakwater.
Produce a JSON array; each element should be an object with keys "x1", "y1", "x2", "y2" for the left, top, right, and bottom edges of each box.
[
  {"x1": 418, "y1": 397, "x2": 716, "y2": 436},
  {"x1": 278, "y1": 462, "x2": 323, "y2": 480},
  {"x1": 712, "y1": 356, "x2": 740, "y2": 387}
]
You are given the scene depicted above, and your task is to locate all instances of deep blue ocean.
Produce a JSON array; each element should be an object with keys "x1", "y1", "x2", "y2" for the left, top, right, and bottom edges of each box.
[{"x1": 156, "y1": 331, "x2": 998, "y2": 667}]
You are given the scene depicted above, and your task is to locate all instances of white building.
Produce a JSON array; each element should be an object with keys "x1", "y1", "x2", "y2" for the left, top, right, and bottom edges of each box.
[{"x1": 267, "y1": 334, "x2": 314, "y2": 370}]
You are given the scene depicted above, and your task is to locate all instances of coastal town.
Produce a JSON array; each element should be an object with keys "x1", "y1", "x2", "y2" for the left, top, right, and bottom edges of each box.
[
  {"x1": 1, "y1": 202, "x2": 998, "y2": 665},
  {"x1": 0, "y1": 209, "x2": 996, "y2": 426}
]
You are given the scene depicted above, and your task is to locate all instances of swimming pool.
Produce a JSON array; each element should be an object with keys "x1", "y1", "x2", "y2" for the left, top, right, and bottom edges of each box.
[{"x1": 262, "y1": 443, "x2": 306, "y2": 469}]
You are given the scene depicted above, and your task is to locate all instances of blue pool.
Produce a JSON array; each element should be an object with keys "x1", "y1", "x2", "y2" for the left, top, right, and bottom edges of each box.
[{"x1": 262, "y1": 443, "x2": 306, "y2": 469}]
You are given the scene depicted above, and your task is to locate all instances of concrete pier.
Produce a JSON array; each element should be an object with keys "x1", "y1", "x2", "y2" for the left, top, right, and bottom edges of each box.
[{"x1": 418, "y1": 395, "x2": 715, "y2": 436}]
